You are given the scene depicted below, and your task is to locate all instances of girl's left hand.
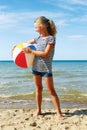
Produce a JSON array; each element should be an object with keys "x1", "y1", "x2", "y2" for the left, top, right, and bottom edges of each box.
[{"x1": 23, "y1": 47, "x2": 32, "y2": 53}]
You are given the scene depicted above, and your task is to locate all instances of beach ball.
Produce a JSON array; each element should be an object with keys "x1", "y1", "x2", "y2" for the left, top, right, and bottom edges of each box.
[{"x1": 12, "y1": 43, "x2": 36, "y2": 68}]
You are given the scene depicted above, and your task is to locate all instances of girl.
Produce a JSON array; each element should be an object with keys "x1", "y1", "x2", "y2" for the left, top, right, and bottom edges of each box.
[{"x1": 23, "y1": 16, "x2": 62, "y2": 119}]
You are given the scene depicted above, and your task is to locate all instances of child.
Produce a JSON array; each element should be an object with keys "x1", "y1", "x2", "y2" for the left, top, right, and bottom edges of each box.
[{"x1": 23, "y1": 16, "x2": 63, "y2": 119}]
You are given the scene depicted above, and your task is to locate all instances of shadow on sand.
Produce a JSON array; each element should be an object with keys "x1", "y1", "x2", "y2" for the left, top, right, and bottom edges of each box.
[{"x1": 40, "y1": 109, "x2": 87, "y2": 117}]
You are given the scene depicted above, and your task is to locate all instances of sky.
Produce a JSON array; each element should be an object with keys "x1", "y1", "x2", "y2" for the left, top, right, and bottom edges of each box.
[{"x1": 0, "y1": 0, "x2": 87, "y2": 60}]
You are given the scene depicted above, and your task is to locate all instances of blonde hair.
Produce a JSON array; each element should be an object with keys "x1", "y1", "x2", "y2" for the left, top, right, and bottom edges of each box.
[{"x1": 34, "y1": 16, "x2": 57, "y2": 36}]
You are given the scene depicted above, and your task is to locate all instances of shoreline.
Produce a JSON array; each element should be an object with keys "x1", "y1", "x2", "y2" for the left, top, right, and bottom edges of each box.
[
  {"x1": 0, "y1": 107, "x2": 87, "y2": 130},
  {"x1": 0, "y1": 99, "x2": 87, "y2": 109}
]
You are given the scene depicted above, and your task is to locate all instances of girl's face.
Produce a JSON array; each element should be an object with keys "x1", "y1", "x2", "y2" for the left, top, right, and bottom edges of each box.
[
  {"x1": 35, "y1": 25, "x2": 41, "y2": 34},
  {"x1": 34, "y1": 24, "x2": 46, "y2": 35}
]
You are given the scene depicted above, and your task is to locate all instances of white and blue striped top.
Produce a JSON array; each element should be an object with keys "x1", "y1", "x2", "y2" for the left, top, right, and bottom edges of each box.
[{"x1": 32, "y1": 35, "x2": 55, "y2": 73}]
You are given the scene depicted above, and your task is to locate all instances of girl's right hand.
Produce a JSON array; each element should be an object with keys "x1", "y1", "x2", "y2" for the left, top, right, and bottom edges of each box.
[
  {"x1": 12, "y1": 45, "x2": 16, "y2": 52},
  {"x1": 11, "y1": 45, "x2": 16, "y2": 57}
]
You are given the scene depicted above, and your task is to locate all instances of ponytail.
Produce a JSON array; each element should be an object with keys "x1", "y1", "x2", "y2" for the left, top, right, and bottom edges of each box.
[{"x1": 48, "y1": 19, "x2": 57, "y2": 36}]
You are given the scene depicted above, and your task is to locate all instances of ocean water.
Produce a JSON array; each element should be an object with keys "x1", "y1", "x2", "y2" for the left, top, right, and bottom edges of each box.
[{"x1": 0, "y1": 60, "x2": 87, "y2": 109}]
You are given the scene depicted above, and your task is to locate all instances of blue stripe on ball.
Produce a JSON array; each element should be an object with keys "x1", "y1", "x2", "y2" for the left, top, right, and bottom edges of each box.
[{"x1": 28, "y1": 45, "x2": 36, "y2": 50}]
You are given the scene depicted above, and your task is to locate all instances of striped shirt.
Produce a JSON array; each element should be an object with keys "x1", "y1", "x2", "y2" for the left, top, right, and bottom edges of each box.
[{"x1": 32, "y1": 35, "x2": 55, "y2": 73}]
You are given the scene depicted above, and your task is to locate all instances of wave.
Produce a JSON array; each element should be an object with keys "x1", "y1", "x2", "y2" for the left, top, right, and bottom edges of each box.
[
  {"x1": 0, "y1": 92, "x2": 36, "y2": 100},
  {"x1": 0, "y1": 88, "x2": 86, "y2": 103}
]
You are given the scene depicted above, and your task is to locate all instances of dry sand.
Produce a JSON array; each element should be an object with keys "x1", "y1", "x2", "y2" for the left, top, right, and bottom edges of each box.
[{"x1": 0, "y1": 108, "x2": 87, "y2": 130}]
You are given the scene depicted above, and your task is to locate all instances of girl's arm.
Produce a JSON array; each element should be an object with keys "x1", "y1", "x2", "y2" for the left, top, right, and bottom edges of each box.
[
  {"x1": 23, "y1": 44, "x2": 54, "y2": 58},
  {"x1": 12, "y1": 39, "x2": 35, "y2": 51}
]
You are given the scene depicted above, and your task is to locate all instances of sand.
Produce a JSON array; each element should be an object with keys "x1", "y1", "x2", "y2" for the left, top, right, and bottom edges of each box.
[{"x1": 0, "y1": 108, "x2": 87, "y2": 130}]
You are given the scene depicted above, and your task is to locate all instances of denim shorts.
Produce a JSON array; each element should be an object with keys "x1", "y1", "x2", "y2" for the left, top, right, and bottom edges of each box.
[{"x1": 32, "y1": 70, "x2": 52, "y2": 77}]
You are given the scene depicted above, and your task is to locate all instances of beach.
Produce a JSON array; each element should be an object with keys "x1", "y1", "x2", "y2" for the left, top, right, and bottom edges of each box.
[{"x1": 0, "y1": 107, "x2": 87, "y2": 130}]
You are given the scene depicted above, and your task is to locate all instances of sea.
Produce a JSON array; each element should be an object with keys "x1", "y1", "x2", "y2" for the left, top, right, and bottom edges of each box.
[{"x1": 0, "y1": 60, "x2": 87, "y2": 109}]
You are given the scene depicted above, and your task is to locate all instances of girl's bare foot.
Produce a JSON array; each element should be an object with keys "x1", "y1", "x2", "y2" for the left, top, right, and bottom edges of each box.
[
  {"x1": 34, "y1": 110, "x2": 42, "y2": 117},
  {"x1": 58, "y1": 114, "x2": 63, "y2": 120},
  {"x1": 36, "y1": 111, "x2": 41, "y2": 116},
  {"x1": 57, "y1": 112, "x2": 64, "y2": 120}
]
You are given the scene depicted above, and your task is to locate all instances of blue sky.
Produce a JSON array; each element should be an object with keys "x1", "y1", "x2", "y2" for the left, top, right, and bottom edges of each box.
[{"x1": 0, "y1": 0, "x2": 87, "y2": 60}]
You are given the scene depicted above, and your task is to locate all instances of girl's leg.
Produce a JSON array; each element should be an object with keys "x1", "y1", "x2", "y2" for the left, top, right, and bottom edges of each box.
[
  {"x1": 33, "y1": 75, "x2": 43, "y2": 115},
  {"x1": 44, "y1": 77, "x2": 62, "y2": 119}
]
